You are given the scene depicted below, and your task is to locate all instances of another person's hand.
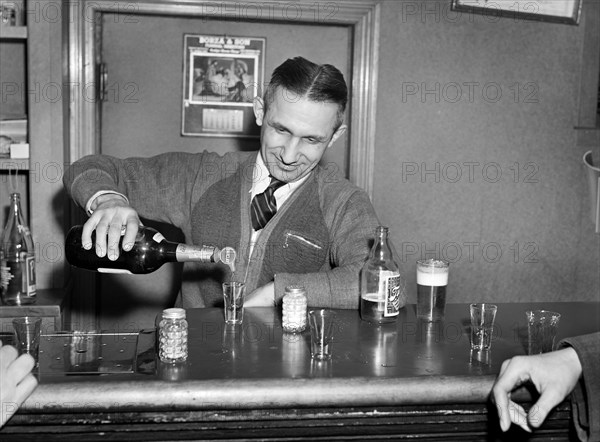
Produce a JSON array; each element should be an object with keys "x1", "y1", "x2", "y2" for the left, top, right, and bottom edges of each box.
[
  {"x1": 0, "y1": 340, "x2": 38, "y2": 428},
  {"x1": 244, "y1": 282, "x2": 275, "y2": 307},
  {"x1": 82, "y1": 194, "x2": 141, "y2": 260},
  {"x1": 491, "y1": 347, "x2": 582, "y2": 433}
]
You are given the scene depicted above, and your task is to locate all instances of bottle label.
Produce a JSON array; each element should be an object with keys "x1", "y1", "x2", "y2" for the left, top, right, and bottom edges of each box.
[
  {"x1": 152, "y1": 232, "x2": 166, "y2": 243},
  {"x1": 380, "y1": 271, "x2": 401, "y2": 317},
  {"x1": 18, "y1": 224, "x2": 30, "y2": 235},
  {"x1": 25, "y1": 255, "x2": 36, "y2": 294},
  {"x1": 0, "y1": 254, "x2": 36, "y2": 296},
  {"x1": 0, "y1": 262, "x2": 12, "y2": 292}
]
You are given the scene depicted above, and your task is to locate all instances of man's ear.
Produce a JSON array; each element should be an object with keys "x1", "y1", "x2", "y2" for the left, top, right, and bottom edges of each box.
[
  {"x1": 327, "y1": 124, "x2": 347, "y2": 148},
  {"x1": 253, "y1": 97, "x2": 265, "y2": 126}
]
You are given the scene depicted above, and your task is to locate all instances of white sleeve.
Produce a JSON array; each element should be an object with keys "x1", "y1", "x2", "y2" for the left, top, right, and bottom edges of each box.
[{"x1": 85, "y1": 190, "x2": 129, "y2": 216}]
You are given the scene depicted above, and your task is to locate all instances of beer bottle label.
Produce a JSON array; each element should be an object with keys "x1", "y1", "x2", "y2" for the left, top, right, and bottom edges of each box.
[
  {"x1": 381, "y1": 271, "x2": 401, "y2": 317},
  {"x1": 0, "y1": 256, "x2": 36, "y2": 296},
  {"x1": 0, "y1": 260, "x2": 13, "y2": 292},
  {"x1": 25, "y1": 255, "x2": 36, "y2": 295}
]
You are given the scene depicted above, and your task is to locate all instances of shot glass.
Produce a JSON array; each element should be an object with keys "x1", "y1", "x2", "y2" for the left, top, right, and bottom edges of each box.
[
  {"x1": 308, "y1": 309, "x2": 336, "y2": 361},
  {"x1": 222, "y1": 282, "x2": 245, "y2": 325},
  {"x1": 526, "y1": 310, "x2": 561, "y2": 354},
  {"x1": 416, "y1": 259, "x2": 449, "y2": 321},
  {"x1": 12, "y1": 317, "x2": 42, "y2": 363},
  {"x1": 469, "y1": 303, "x2": 498, "y2": 351}
]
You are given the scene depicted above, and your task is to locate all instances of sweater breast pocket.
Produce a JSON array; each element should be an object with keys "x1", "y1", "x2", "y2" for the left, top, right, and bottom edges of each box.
[{"x1": 281, "y1": 230, "x2": 327, "y2": 273}]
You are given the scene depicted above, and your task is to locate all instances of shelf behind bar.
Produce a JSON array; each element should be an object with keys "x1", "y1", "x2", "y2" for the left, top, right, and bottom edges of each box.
[
  {"x1": 0, "y1": 25, "x2": 27, "y2": 39},
  {"x1": 0, "y1": 289, "x2": 66, "y2": 332},
  {"x1": 0, "y1": 158, "x2": 29, "y2": 170}
]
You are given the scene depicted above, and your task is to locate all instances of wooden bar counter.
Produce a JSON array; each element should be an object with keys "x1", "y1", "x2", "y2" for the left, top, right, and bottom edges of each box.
[{"x1": 2, "y1": 302, "x2": 599, "y2": 441}]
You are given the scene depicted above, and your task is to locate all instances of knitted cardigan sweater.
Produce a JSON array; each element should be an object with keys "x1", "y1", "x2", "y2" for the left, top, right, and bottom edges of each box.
[{"x1": 64, "y1": 151, "x2": 382, "y2": 309}]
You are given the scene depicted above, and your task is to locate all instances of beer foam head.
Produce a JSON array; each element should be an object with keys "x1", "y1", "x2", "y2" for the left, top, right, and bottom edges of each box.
[{"x1": 416, "y1": 259, "x2": 449, "y2": 286}]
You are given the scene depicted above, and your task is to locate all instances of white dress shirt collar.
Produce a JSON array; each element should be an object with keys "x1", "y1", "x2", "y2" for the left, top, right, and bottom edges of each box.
[{"x1": 250, "y1": 152, "x2": 309, "y2": 199}]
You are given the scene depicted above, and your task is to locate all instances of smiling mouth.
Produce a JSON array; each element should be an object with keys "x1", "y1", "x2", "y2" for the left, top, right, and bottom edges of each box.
[
  {"x1": 279, "y1": 163, "x2": 297, "y2": 172},
  {"x1": 275, "y1": 157, "x2": 297, "y2": 171}
]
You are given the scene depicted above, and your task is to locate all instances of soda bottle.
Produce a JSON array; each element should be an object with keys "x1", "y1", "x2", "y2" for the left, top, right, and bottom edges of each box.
[
  {"x1": 0, "y1": 192, "x2": 36, "y2": 305},
  {"x1": 65, "y1": 225, "x2": 236, "y2": 274},
  {"x1": 360, "y1": 226, "x2": 405, "y2": 324}
]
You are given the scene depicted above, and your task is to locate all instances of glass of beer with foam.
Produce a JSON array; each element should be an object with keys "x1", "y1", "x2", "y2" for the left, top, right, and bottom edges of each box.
[{"x1": 416, "y1": 259, "x2": 449, "y2": 322}]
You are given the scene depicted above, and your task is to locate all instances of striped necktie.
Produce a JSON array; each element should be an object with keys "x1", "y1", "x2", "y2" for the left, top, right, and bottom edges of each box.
[{"x1": 251, "y1": 177, "x2": 285, "y2": 231}]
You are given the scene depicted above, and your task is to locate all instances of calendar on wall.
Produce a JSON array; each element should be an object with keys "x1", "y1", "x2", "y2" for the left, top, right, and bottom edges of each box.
[{"x1": 181, "y1": 34, "x2": 265, "y2": 138}]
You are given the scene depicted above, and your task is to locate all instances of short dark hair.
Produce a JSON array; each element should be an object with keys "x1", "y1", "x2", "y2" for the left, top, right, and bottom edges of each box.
[{"x1": 263, "y1": 56, "x2": 348, "y2": 130}]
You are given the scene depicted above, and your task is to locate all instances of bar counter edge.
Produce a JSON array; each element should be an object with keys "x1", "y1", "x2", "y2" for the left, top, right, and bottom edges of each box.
[{"x1": 21, "y1": 374, "x2": 509, "y2": 411}]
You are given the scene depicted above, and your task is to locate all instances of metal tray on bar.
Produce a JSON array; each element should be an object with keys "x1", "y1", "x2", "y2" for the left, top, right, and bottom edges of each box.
[{"x1": 38, "y1": 331, "x2": 140, "y2": 375}]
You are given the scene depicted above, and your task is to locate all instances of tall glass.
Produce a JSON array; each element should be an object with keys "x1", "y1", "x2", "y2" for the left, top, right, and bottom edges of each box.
[{"x1": 416, "y1": 259, "x2": 449, "y2": 322}]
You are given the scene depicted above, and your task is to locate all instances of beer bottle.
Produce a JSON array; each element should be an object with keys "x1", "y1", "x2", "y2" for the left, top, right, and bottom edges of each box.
[
  {"x1": 1, "y1": 193, "x2": 37, "y2": 305},
  {"x1": 65, "y1": 225, "x2": 236, "y2": 274},
  {"x1": 360, "y1": 226, "x2": 405, "y2": 324}
]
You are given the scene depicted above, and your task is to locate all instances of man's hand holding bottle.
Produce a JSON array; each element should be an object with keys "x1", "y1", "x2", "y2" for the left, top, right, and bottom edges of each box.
[
  {"x1": 82, "y1": 193, "x2": 141, "y2": 261},
  {"x1": 68, "y1": 194, "x2": 237, "y2": 275}
]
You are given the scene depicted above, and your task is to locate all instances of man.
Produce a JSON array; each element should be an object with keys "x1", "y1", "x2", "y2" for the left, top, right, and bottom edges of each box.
[
  {"x1": 64, "y1": 56, "x2": 382, "y2": 308},
  {"x1": 0, "y1": 340, "x2": 38, "y2": 428},
  {"x1": 492, "y1": 332, "x2": 599, "y2": 441}
]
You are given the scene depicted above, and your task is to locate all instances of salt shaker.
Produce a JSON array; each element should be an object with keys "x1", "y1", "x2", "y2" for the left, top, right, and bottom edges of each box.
[
  {"x1": 158, "y1": 308, "x2": 188, "y2": 363},
  {"x1": 282, "y1": 286, "x2": 308, "y2": 333}
]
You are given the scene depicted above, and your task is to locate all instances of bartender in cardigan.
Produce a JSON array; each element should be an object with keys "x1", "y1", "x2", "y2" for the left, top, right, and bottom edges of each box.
[{"x1": 62, "y1": 56, "x2": 381, "y2": 310}]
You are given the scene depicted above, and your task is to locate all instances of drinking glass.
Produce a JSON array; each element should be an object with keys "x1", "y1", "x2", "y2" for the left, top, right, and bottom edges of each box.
[
  {"x1": 416, "y1": 259, "x2": 449, "y2": 321},
  {"x1": 222, "y1": 282, "x2": 245, "y2": 324},
  {"x1": 526, "y1": 310, "x2": 561, "y2": 354},
  {"x1": 308, "y1": 309, "x2": 336, "y2": 361},
  {"x1": 470, "y1": 303, "x2": 497, "y2": 351},
  {"x1": 12, "y1": 317, "x2": 42, "y2": 364}
]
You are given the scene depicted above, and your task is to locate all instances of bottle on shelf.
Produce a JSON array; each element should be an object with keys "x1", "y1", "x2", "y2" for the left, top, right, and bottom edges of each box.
[
  {"x1": 0, "y1": 192, "x2": 36, "y2": 305},
  {"x1": 360, "y1": 226, "x2": 406, "y2": 324},
  {"x1": 65, "y1": 225, "x2": 236, "y2": 275}
]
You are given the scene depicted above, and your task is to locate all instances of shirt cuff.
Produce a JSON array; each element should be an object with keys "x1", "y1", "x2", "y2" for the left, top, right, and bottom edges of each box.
[{"x1": 85, "y1": 190, "x2": 129, "y2": 216}]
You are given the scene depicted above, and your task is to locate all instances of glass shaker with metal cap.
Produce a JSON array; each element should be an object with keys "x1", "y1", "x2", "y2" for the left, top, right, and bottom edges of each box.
[
  {"x1": 158, "y1": 308, "x2": 188, "y2": 363},
  {"x1": 282, "y1": 286, "x2": 308, "y2": 333}
]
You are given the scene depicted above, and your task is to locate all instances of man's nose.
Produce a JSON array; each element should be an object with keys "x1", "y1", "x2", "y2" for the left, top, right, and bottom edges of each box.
[{"x1": 281, "y1": 138, "x2": 300, "y2": 164}]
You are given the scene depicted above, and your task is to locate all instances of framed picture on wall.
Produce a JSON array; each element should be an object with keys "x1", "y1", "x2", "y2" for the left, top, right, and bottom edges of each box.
[
  {"x1": 181, "y1": 34, "x2": 266, "y2": 137},
  {"x1": 451, "y1": 0, "x2": 582, "y2": 25}
]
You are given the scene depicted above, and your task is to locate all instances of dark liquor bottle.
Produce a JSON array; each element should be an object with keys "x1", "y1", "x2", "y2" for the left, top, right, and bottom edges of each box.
[
  {"x1": 65, "y1": 225, "x2": 236, "y2": 274},
  {"x1": 360, "y1": 226, "x2": 405, "y2": 324},
  {"x1": 0, "y1": 193, "x2": 36, "y2": 305}
]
